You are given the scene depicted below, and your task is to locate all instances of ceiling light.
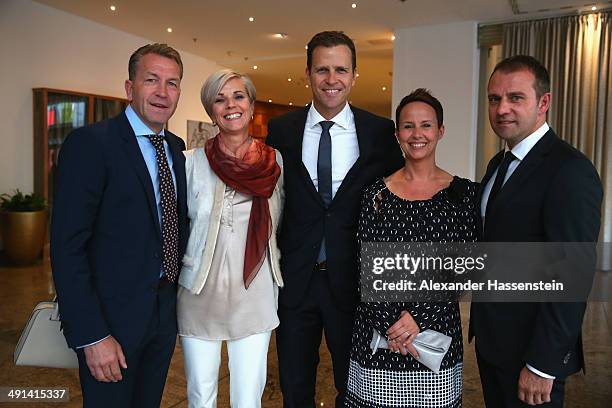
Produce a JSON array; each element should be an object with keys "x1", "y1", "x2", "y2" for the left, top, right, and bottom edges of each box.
[
  {"x1": 109, "y1": 5, "x2": 116, "y2": 11},
  {"x1": 253, "y1": 65, "x2": 258, "y2": 70},
  {"x1": 268, "y1": 99, "x2": 272, "y2": 103},
  {"x1": 274, "y1": 33, "x2": 288, "y2": 39},
  {"x1": 382, "y1": 86, "x2": 387, "y2": 91},
  {"x1": 305, "y1": 84, "x2": 309, "y2": 88},
  {"x1": 356, "y1": 73, "x2": 360, "y2": 78},
  {"x1": 305, "y1": 45, "x2": 308, "y2": 50},
  {"x1": 289, "y1": 102, "x2": 293, "y2": 106},
  {"x1": 591, "y1": 6, "x2": 597, "y2": 10},
  {"x1": 167, "y1": 27, "x2": 173, "y2": 33},
  {"x1": 351, "y1": 3, "x2": 357, "y2": 8},
  {"x1": 249, "y1": 16, "x2": 255, "y2": 22},
  {"x1": 287, "y1": 78, "x2": 292, "y2": 82},
  {"x1": 391, "y1": 35, "x2": 396, "y2": 41}
]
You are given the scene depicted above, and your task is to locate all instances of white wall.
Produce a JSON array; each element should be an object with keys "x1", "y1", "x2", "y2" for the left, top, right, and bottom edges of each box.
[
  {"x1": 392, "y1": 21, "x2": 479, "y2": 180},
  {"x1": 0, "y1": 0, "x2": 224, "y2": 194}
]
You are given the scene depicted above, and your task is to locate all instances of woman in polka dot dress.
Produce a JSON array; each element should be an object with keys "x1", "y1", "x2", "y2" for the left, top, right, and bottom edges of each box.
[{"x1": 345, "y1": 89, "x2": 478, "y2": 408}]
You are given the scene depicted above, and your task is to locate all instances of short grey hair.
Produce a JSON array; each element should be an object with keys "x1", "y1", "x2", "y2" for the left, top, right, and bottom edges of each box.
[{"x1": 200, "y1": 69, "x2": 256, "y2": 120}]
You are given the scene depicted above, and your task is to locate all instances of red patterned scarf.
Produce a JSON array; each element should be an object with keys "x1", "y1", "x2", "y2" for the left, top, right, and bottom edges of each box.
[{"x1": 205, "y1": 136, "x2": 280, "y2": 288}]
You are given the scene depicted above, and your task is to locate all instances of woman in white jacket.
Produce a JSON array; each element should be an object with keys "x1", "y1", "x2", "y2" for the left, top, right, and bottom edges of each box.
[{"x1": 177, "y1": 69, "x2": 284, "y2": 408}]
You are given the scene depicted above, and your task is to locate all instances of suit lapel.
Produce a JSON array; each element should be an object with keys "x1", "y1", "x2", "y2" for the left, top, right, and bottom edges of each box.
[
  {"x1": 292, "y1": 108, "x2": 326, "y2": 206},
  {"x1": 492, "y1": 130, "x2": 556, "y2": 209},
  {"x1": 478, "y1": 150, "x2": 504, "y2": 236},
  {"x1": 116, "y1": 113, "x2": 163, "y2": 239},
  {"x1": 332, "y1": 106, "x2": 368, "y2": 204},
  {"x1": 166, "y1": 133, "x2": 187, "y2": 225}
]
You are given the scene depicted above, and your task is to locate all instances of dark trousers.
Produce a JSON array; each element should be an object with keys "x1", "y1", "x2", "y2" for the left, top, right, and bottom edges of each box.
[
  {"x1": 276, "y1": 268, "x2": 356, "y2": 408},
  {"x1": 76, "y1": 283, "x2": 177, "y2": 408},
  {"x1": 476, "y1": 347, "x2": 566, "y2": 408}
]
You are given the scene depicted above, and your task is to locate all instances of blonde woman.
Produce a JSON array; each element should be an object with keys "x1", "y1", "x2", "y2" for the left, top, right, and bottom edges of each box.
[{"x1": 177, "y1": 69, "x2": 284, "y2": 407}]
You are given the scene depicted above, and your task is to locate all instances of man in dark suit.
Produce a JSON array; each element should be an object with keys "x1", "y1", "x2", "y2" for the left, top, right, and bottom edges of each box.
[
  {"x1": 51, "y1": 44, "x2": 188, "y2": 408},
  {"x1": 266, "y1": 31, "x2": 404, "y2": 407},
  {"x1": 469, "y1": 55, "x2": 603, "y2": 407}
]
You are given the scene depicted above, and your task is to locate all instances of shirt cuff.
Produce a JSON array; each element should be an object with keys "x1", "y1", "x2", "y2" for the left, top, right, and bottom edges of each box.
[
  {"x1": 526, "y1": 364, "x2": 556, "y2": 379},
  {"x1": 76, "y1": 335, "x2": 110, "y2": 349}
]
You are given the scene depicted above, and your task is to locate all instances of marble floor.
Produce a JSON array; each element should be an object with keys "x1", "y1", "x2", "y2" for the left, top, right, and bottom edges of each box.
[{"x1": 0, "y1": 252, "x2": 610, "y2": 407}]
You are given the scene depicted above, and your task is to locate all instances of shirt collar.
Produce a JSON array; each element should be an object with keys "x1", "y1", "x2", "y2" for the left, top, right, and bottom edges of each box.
[
  {"x1": 125, "y1": 104, "x2": 165, "y2": 137},
  {"x1": 306, "y1": 102, "x2": 352, "y2": 130},
  {"x1": 507, "y1": 122, "x2": 549, "y2": 161}
]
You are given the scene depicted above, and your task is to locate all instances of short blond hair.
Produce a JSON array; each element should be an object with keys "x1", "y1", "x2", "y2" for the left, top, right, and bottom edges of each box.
[{"x1": 200, "y1": 69, "x2": 256, "y2": 119}]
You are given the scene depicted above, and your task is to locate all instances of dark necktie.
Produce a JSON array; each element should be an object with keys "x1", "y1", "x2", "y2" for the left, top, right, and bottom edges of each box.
[
  {"x1": 317, "y1": 121, "x2": 334, "y2": 262},
  {"x1": 317, "y1": 121, "x2": 334, "y2": 206},
  {"x1": 485, "y1": 151, "x2": 517, "y2": 216},
  {"x1": 148, "y1": 135, "x2": 179, "y2": 283}
]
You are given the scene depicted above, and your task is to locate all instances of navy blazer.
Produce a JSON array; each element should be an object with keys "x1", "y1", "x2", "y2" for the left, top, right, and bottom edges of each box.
[
  {"x1": 469, "y1": 129, "x2": 602, "y2": 377},
  {"x1": 266, "y1": 105, "x2": 404, "y2": 310},
  {"x1": 51, "y1": 112, "x2": 188, "y2": 353}
]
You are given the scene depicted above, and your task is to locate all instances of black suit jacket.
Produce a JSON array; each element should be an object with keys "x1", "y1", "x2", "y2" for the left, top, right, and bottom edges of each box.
[
  {"x1": 469, "y1": 128, "x2": 602, "y2": 377},
  {"x1": 266, "y1": 106, "x2": 404, "y2": 310},
  {"x1": 51, "y1": 112, "x2": 188, "y2": 353}
]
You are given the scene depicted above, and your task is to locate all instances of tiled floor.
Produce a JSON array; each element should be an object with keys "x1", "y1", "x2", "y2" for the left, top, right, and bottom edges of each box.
[{"x1": 0, "y1": 253, "x2": 610, "y2": 407}]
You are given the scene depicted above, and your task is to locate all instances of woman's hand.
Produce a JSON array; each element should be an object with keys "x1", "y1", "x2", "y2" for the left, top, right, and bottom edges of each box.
[{"x1": 387, "y1": 310, "x2": 420, "y2": 359}]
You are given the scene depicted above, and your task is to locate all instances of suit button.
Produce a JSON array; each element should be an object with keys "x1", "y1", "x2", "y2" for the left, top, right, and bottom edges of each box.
[
  {"x1": 154, "y1": 252, "x2": 160, "y2": 259},
  {"x1": 563, "y1": 351, "x2": 571, "y2": 364}
]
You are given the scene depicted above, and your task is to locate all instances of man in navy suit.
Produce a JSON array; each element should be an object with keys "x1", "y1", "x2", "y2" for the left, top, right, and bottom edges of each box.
[
  {"x1": 51, "y1": 44, "x2": 188, "y2": 407},
  {"x1": 469, "y1": 55, "x2": 602, "y2": 407},
  {"x1": 266, "y1": 31, "x2": 403, "y2": 407}
]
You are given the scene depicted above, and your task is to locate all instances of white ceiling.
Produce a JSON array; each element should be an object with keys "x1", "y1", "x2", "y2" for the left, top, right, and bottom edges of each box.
[{"x1": 34, "y1": 0, "x2": 608, "y2": 116}]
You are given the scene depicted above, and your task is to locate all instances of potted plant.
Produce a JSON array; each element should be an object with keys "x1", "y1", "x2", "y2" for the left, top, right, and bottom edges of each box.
[{"x1": 0, "y1": 190, "x2": 48, "y2": 265}]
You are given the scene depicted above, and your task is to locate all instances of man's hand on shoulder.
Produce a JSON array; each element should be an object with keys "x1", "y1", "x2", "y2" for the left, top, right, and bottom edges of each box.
[
  {"x1": 83, "y1": 336, "x2": 127, "y2": 382},
  {"x1": 518, "y1": 366, "x2": 553, "y2": 405}
]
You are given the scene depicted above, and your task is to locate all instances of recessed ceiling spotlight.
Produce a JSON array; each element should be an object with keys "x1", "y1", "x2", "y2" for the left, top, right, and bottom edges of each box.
[
  {"x1": 287, "y1": 78, "x2": 292, "y2": 82},
  {"x1": 274, "y1": 33, "x2": 288, "y2": 39},
  {"x1": 305, "y1": 84, "x2": 309, "y2": 88},
  {"x1": 249, "y1": 17, "x2": 255, "y2": 22},
  {"x1": 352, "y1": 3, "x2": 357, "y2": 8},
  {"x1": 268, "y1": 99, "x2": 273, "y2": 103},
  {"x1": 167, "y1": 27, "x2": 173, "y2": 33},
  {"x1": 356, "y1": 73, "x2": 360, "y2": 78},
  {"x1": 305, "y1": 45, "x2": 308, "y2": 50},
  {"x1": 382, "y1": 86, "x2": 387, "y2": 91},
  {"x1": 591, "y1": 6, "x2": 597, "y2": 10},
  {"x1": 253, "y1": 65, "x2": 258, "y2": 70},
  {"x1": 110, "y1": 5, "x2": 116, "y2": 11},
  {"x1": 391, "y1": 35, "x2": 396, "y2": 41},
  {"x1": 289, "y1": 102, "x2": 293, "y2": 106}
]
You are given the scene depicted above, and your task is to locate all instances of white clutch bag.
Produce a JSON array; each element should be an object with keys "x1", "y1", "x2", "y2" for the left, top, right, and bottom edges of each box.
[
  {"x1": 370, "y1": 328, "x2": 452, "y2": 374},
  {"x1": 14, "y1": 301, "x2": 78, "y2": 369}
]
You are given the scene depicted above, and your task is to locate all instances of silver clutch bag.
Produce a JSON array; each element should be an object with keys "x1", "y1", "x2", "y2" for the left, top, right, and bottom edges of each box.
[
  {"x1": 14, "y1": 301, "x2": 78, "y2": 369},
  {"x1": 370, "y1": 328, "x2": 452, "y2": 374}
]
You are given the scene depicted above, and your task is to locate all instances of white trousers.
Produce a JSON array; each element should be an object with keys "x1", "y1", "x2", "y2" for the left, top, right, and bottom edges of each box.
[{"x1": 181, "y1": 331, "x2": 272, "y2": 408}]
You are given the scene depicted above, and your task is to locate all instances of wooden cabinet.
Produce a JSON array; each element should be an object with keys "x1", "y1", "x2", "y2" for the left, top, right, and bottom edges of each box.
[
  {"x1": 248, "y1": 101, "x2": 299, "y2": 140},
  {"x1": 33, "y1": 88, "x2": 127, "y2": 205}
]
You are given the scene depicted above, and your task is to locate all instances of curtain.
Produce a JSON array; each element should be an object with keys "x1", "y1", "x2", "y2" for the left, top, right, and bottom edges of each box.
[{"x1": 502, "y1": 13, "x2": 612, "y2": 259}]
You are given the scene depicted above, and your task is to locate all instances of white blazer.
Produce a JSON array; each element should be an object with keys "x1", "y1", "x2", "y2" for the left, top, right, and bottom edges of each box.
[{"x1": 178, "y1": 147, "x2": 284, "y2": 294}]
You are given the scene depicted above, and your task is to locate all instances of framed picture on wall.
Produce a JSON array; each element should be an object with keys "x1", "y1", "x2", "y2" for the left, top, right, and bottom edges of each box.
[{"x1": 186, "y1": 120, "x2": 218, "y2": 149}]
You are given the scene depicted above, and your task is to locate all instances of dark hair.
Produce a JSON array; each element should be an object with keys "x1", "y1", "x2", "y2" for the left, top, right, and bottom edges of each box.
[
  {"x1": 395, "y1": 88, "x2": 444, "y2": 128},
  {"x1": 128, "y1": 43, "x2": 183, "y2": 80},
  {"x1": 306, "y1": 31, "x2": 356, "y2": 71},
  {"x1": 491, "y1": 55, "x2": 550, "y2": 98}
]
